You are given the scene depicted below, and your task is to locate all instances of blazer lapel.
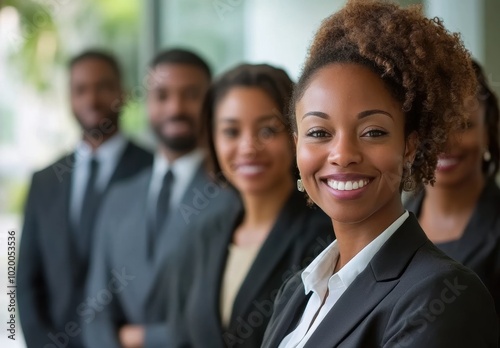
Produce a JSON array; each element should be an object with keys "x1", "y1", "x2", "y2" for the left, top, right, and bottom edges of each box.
[
  {"x1": 52, "y1": 155, "x2": 76, "y2": 265},
  {"x1": 304, "y1": 272, "x2": 399, "y2": 347},
  {"x1": 108, "y1": 141, "x2": 135, "y2": 185},
  {"x1": 152, "y1": 165, "x2": 208, "y2": 266},
  {"x1": 45, "y1": 155, "x2": 79, "y2": 301},
  {"x1": 453, "y1": 179, "x2": 500, "y2": 264},
  {"x1": 305, "y1": 214, "x2": 428, "y2": 348},
  {"x1": 262, "y1": 278, "x2": 312, "y2": 348},
  {"x1": 121, "y1": 170, "x2": 154, "y2": 308},
  {"x1": 229, "y1": 191, "x2": 306, "y2": 325},
  {"x1": 208, "y1": 211, "x2": 242, "y2": 342},
  {"x1": 405, "y1": 181, "x2": 500, "y2": 266},
  {"x1": 144, "y1": 165, "x2": 216, "y2": 300}
]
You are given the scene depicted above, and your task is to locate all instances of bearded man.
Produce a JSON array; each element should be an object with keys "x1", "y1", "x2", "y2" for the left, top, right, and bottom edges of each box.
[{"x1": 83, "y1": 49, "x2": 236, "y2": 348}]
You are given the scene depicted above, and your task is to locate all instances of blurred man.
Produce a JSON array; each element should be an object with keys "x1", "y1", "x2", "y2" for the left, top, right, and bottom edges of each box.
[
  {"x1": 18, "y1": 50, "x2": 153, "y2": 348},
  {"x1": 83, "y1": 48, "x2": 236, "y2": 348}
]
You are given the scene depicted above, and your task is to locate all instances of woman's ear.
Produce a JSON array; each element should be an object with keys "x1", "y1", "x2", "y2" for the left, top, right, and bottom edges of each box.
[{"x1": 404, "y1": 131, "x2": 419, "y2": 164}]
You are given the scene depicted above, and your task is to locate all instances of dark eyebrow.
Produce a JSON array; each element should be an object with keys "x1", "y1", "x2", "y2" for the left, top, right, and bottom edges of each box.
[
  {"x1": 302, "y1": 111, "x2": 329, "y2": 120},
  {"x1": 257, "y1": 115, "x2": 280, "y2": 123},
  {"x1": 358, "y1": 109, "x2": 393, "y2": 119},
  {"x1": 302, "y1": 109, "x2": 393, "y2": 120},
  {"x1": 218, "y1": 118, "x2": 238, "y2": 123},
  {"x1": 219, "y1": 115, "x2": 278, "y2": 124}
]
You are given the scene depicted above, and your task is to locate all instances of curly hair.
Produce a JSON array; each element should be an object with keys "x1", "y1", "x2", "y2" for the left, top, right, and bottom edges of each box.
[
  {"x1": 203, "y1": 63, "x2": 295, "y2": 179},
  {"x1": 292, "y1": 0, "x2": 476, "y2": 189},
  {"x1": 473, "y1": 60, "x2": 500, "y2": 178}
]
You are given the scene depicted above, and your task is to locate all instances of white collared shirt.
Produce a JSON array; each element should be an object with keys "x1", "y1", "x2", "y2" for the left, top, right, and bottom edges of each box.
[
  {"x1": 70, "y1": 132, "x2": 128, "y2": 226},
  {"x1": 147, "y1": 148, "x2": 205, "y2": 216},
  {"x1": 278, "y1": 211, "x2": 409, "y2": 348}
]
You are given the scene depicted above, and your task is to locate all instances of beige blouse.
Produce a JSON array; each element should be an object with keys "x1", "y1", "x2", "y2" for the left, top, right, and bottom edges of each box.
[{"x1": 220, "y1": 243, "x2": 261, "y2": 328}]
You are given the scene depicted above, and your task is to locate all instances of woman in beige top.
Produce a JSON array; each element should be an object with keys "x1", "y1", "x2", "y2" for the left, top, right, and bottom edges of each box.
[{"x1": 171, "y1": 64, "x2": 333, "y2": 348}]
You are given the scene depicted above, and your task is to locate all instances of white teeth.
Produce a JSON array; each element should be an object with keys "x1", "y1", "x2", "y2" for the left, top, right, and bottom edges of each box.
[
  {"x1": 237, "y1": 165, "x2": 265, "y2": 175},
  {"x1": 437, "y1": 158, "x2": 459, "y2": 167},
  {"x1": 326, "y1": 179, "x2": 369, "y2": 191}
]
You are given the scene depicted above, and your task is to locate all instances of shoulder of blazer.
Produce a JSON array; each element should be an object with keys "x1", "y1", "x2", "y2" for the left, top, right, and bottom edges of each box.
[
  {"x1": 478, "y1": 179, "x2": 500, "y2": 228},
  {"x1": 196, "y1": 193, "x2": 243, "y2": 241},
  {"x1": 300, "y1": 205, "x2": 334, "y2": 240},
  {"x1": 283, "y1": 195, "x2": 335, "y2": 258},
  {"x1": 33, "y1": 153, "x2": 74, "y2": 182},
  {"x1": 371, "y1": 214, "x2": 495, "y2": 316},
  {"x1": 27, "y1": 153, "x2": 75, "y2": 203},
  {"x1": 102, "y1": 166, "x2": 152, "y2": 208},
  {"x1": 189, "y1": 163, "x2": 241, "y2": 215},
  {"x1": 368, "y1": 213, "x2": 456, "y2": 281},
  {"x1": 111, "y1": 140, "x2": 153, "y2": 182},
  {"x1": 384, "y1": 242, "x2": 497, "y2": 346},
  {"x1": 122, "y1": 140, "x2": 153, "y2": 162}
]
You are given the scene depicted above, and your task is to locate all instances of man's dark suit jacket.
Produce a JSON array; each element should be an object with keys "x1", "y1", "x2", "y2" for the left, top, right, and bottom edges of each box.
[
  {"x1": 83, "y1": 161, "x2": 237, "y2": 348},
  {"x1": 173, "y1": 190, "x2": 334, "y2": 348},
  {"x1": 17, "y1": 141, "x2": 152, "y2": 348},
  {"x1": 405, "y1": 179, "x2": 500, "y2": 328},
  {"x1": 262, "y1": 213, "x2": 498, "y2": 348}
]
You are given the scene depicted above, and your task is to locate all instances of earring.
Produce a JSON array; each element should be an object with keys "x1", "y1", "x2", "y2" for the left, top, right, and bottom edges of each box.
[
  {"x1": 484, "y1": 150, "x2": 491, "y2": 162},
  {"x1": 297, "y1": 179, "x2": 305, "y2": 192},
  {"x1": 403, "y1": 162, "x2": 415, "y2": 191}
]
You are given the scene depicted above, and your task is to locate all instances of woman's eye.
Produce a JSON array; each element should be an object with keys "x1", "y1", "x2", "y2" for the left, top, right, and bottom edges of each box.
[
  {"x1": 259, "y1": 127, "x2": 278, "y2": 139},
  {"x1": 362, "y1": 129, "x2": 388, "y2": 137},
  {"x1": 156, "y1": 91, "x2": 168, "y2": 101},
  {"x1": 306, "y1": 129, "x2": 329, "y2": 138},
  {"x1": 222, "y1": 128, "x2": 239, "y2": 138}
]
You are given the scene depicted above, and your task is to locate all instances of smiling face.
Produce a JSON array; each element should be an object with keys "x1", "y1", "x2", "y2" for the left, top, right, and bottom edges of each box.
[
  {"x1": 70, "y1": 58, "x2": 122, "y2": 133},
  {"x1": 214, "y1": 87, "x2": 294, "y2": 196},
  {"x1": 147, "y1": 63, "x2": 209, "y2": 153},
  {"x1": 434, "y1": 99, "x2": 487, "y2": 187},
  {"x1": 296, "y1": 63, "x2": 415, "y2": 226}
]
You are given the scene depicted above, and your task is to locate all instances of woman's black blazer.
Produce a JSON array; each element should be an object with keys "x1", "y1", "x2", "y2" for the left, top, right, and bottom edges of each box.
[
  {"x1": 262, "y1": 214, "x2": 498, "y2": 348},
  {"x1": 405, "y1": 179, "x2": 500, "y2": 324},
  {"x1": 174, "y1": 190, "x2": 333, "y2": 348}
]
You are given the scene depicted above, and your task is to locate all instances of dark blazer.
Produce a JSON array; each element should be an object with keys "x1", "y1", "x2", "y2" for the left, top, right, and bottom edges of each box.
[
  {"x1": 405, "y1": 179, "x2": 500, "y2": 333},
  {"x1": 83, "y1": 162, "x2": 237, "y2": 348},
  {"x1": 175, "y1": 190, "x2": 334, "y2": 348},
  {"x1": 17, "y1": 141, "x2": 152, "y2": 348},
  {"x1": 262, "y1": 213, "x2": 498, "y2": 348}
]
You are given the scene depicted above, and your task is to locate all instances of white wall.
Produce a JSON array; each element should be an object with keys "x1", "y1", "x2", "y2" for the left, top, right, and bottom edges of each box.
[
  {"x1": 425, "y1": 0, "x2": 485, "y2": 61},
  {"x1": 243, "y1": 0, "x2": 347, "y2": 80}
]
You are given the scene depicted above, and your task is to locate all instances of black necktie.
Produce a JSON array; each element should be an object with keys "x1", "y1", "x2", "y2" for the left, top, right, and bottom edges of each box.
[
  {"x1": 155, "y1": 169, "x2": 174, "y2": 235},
  {"x1": 79, "y1": 158, "x2": 101, "y2": 264}
]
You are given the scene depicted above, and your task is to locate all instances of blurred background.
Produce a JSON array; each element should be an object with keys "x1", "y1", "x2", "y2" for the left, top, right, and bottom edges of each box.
[{"x1": 0, "y1": 0, "x2": 498, "y2": 346}]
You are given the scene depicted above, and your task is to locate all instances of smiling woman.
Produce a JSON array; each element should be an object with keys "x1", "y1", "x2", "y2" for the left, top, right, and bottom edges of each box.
[
  {"x1": 170, "y1": 64, "x2": 333, "y2": 348},
  {"x1": 261, "y1": 1, "x2": 498, "y2": 347},
  {"x1": 405, "y1": 59, "x2": 500, "y2": 337},
  {"x1": 297, "y1": 63, "x2": 410, "y2": 229},
  {"x1": 214, "y1": 86, "x2": 293, "y2": 196}
]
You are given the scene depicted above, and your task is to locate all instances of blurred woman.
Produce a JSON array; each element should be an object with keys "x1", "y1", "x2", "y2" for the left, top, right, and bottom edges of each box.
[
  {"x1": 173, "y1": 64, "x2": 333, "y2": 348},
  {"x1": 261, "y1": 1, "x2": 498, "y2": 347},
  {"x1": 405, "y1": 60, "x2": 500, "y2": 329}
]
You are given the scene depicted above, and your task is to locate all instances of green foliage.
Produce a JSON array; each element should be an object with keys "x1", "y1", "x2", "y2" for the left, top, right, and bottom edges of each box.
[
  {"x1": 3, "y1": 178, "x2": 29, "y2": 214},
  {"x1": 2, "y1": 0, "x2": 141, "y2": 91},
  {"x1": 2, "y1": 0, "x2": 60, "y2": 90},
  {"x1": 121, "y1": 99, "x2": 148, "y2": 137}
]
